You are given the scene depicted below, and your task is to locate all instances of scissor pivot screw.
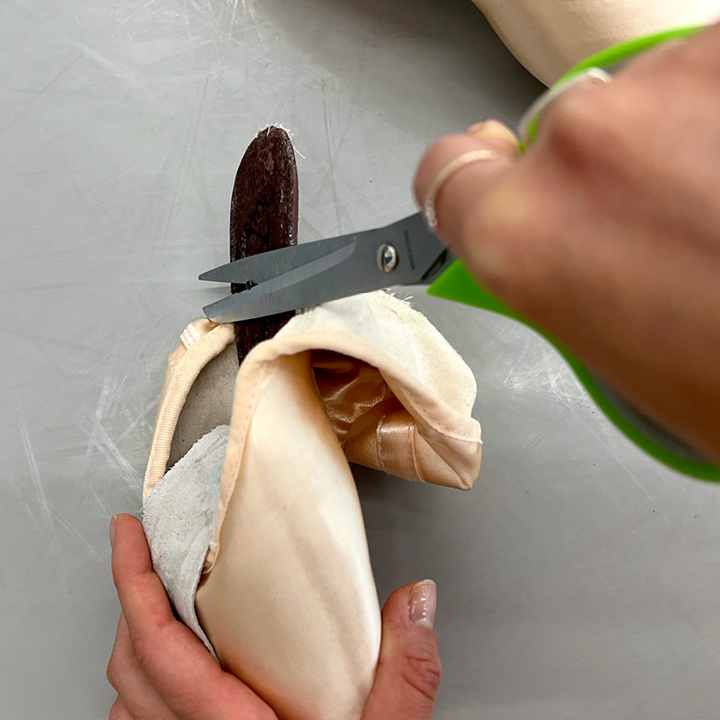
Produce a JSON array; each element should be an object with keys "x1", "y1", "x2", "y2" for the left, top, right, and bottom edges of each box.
[{"x1": 377, "y1": 244, "x2": 399, "y2": 273}]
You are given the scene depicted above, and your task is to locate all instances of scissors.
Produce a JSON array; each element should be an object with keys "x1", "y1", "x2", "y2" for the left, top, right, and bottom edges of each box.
[{"x1": 200, "y1": 25, "x2": 719, "y2": 483}]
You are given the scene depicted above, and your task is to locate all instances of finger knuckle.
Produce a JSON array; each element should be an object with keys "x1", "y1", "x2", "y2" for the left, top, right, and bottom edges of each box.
[
  {"x1": 399, "y1": 644, "x2": 442, "y2": 702},
  {"x1": 130, "y1": 620, "x2": 179, "y2": 680},
  {"x1": 424, "y1": 134, "x2": 460, "y2": 162},
  {"x1": 554, "y1": 88, "x2": 652, "y2": 173},
  {"x1": 130, "y1": 633, "x2": 158, "y2": 672},
  {"x1": 420, "y1": 134, "x2": 471, "y2": 178},
  {"x1": 543, "y1": 93, "x2": 601, "y2": 159},
  {"x1": 542, "y1": 84, "x2": 637, "y2": 171},
  {"x1": 417, "y1": 140, "x2": 447, "y2": 193},
  {"x1": 675, "y1": 35, "x2": 715, "y2": 74},
  {"x1": 106, "y1": 655, "x2": 121, "y2": 690}
]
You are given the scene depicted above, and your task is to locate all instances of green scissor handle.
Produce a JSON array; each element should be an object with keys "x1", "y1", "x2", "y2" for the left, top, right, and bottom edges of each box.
[{"x1": 428, "y1": 25, "x2": 720, "y2": 482}]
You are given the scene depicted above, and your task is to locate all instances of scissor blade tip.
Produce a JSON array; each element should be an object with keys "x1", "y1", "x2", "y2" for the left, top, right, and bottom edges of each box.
[
  {"x1": 203, "y1": 297, "x2": 250, "y2": 323},
  {"x1": 202, "y1": 304, "x2": 217, "y2": 321}
]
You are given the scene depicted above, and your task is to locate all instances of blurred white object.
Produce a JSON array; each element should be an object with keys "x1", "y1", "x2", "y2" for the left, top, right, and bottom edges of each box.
[{"x1": 471, "y1": 0, "x2": 720, "y2": 84}]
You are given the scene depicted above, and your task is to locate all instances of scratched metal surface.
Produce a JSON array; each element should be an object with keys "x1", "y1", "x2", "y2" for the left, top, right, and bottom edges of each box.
[{"x1": 2, "y1": 1, "x2": 719, "y2": 718}]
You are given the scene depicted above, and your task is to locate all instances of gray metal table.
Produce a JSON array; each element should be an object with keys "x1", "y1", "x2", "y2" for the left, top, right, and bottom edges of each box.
[{"x1": 2, "y1": 1, "x2": 719, "y2": 718}]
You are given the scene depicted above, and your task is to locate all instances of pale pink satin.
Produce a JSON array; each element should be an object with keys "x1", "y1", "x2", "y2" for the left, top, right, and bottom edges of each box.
[
  {"x1": 143, "y1": 292, "x2": 482, "y2": 720},
  {"x1": 472, "y1": 0, "x2": 720, "y2": 85}
]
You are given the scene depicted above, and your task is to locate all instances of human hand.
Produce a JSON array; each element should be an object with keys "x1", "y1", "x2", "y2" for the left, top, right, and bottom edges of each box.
[
  {"x1": 414, "y1": 22, "x2": 720, "y2": 461},
  {"x1": 107, "y1": 513, "x2": 442, "y2": 720}
]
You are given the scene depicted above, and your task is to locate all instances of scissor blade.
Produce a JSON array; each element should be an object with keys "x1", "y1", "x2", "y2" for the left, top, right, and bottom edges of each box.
[
  {"x1": 199, "y1": 233, "x2": 357, "y2": 285},
  {"x1": 203, "y1": 250, "x2": 368, "y2": 322},
  {"x1": 202, "y1": 213, "x2": 448, "y2": 322}
]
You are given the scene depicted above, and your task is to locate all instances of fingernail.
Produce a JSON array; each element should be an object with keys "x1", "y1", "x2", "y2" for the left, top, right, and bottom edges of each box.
[
  {"x1": 466, "y1": 120, "x2": 518, "y2": 147},
  {"x1": 409, "y1": 579, "x2": 437, "y2": 628},
  {"x1": 110, "y1": 515, "x2": 117, "y2": 549}
]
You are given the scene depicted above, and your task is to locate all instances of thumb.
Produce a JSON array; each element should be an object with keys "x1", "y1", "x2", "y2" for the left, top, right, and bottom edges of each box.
[
  {"x1": 413, "y1": 120, "x2": 520, "y2": 267},
  {"x1": 361, "y1": 580, "x2": 441, "y2": 720}
]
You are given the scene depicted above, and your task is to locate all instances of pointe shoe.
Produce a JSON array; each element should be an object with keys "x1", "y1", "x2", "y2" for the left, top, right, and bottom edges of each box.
[
  {"x1": 141, "y1": 129, "x2": 483, "y2": 720},
  {"x1": 471, "y1": 0, "x2": 720, "y2": 85},
  {"x1": 142, "y1": 293, "x2": 482, "y2": 720}
]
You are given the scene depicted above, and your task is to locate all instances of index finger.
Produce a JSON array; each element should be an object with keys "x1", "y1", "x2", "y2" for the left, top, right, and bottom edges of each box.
[
  {"x1": 109, "y1": 515, "x2": 279, "y2": 719},
  {"x1": 413, "y1": 121, "x2": 519, "y2": 253},
  {"x1": 111, "y1": 513, "x2": 176, "y2": 640}
]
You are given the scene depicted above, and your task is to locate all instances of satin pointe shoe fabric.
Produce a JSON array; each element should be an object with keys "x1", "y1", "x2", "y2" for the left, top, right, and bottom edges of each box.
[
  {"x1": 142, "y1": 291, "x2": 482, "y2": 720},
  {"x1": 472, "y1": 0, "x2": 720, "y2": 85}
]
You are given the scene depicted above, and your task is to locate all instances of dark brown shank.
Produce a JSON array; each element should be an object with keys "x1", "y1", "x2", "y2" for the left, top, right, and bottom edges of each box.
[{"x1": 230, "y1": 126, "x2": 298, "y2": 363}]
